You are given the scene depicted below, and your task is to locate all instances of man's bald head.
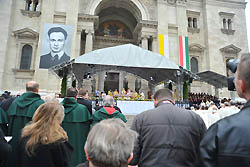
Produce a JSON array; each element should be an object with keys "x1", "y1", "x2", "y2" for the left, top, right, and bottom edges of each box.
[
  {"x1": 103, "y1": 95, "x2": 115, "y2": 107},
  {"x1": 26, "y1": 81, "x2": 39, "y2": 93}
]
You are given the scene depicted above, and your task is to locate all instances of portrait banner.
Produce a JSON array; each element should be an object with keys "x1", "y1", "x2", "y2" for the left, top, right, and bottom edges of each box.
[{"x1": 39, "y1": 24, "x2": 73, "y2": 69}]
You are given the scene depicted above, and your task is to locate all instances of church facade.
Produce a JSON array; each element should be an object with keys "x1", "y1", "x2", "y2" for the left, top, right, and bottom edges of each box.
[{"x1": 0, "y1": 0, "x2": 248, "y2": 97}]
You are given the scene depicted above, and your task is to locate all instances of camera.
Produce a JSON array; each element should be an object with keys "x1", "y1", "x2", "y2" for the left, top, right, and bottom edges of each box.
[{"x1": 226, "y1": 59, "x2": 240, "y2": 91}]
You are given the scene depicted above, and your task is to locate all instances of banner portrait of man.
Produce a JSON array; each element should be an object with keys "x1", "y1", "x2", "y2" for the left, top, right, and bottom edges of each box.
[{"x1": 39, "y1": 24, "x2": 73, "y2": 69}]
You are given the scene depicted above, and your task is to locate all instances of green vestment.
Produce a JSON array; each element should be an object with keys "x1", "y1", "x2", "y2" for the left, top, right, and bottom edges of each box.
[
  {"x1": 7, "y1": 92, "x2": 44, "y2": 167},
  {"x1": 92, "y1": 107, "x2": 127, "y2": 125},
  {"x1": 62, "y1": 97, "x2": 92, "y2": 167},
  {"x1": 0, "y1": 107, "x2": 8, "y2": 135}
]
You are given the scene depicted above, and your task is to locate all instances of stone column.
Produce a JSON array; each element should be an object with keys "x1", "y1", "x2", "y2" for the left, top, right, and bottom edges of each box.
[
  {"x1": 176, "y1": 0, "x2": 188, "y2": 36},
  {"x1": 127, "y1": 74, "x2": 136, "y2": 91},
  {"x1": 119, "y1": 72, "x2": 125, "y2": 93},
  {"x1": 74, "y1": 30, "x2": 82, "y2": 58},
  {"x1": 152, "y1": 37, "x2": 158, "y2": 53},
  {"x1": 85, "y1": 30, "x2": 94, "y2": 53},
  {"x1": 215, "y1": 87, "x2": 219, "y2": 97},
  {"x1": 98, "y1": 71, "x2": 105, "y2": 92},
  {"x1": 176, "y1": 70, "x2": 183, "y2": 101},
  {"x1": 141, "y1": 36, "x2": 148, "y2": 50}
]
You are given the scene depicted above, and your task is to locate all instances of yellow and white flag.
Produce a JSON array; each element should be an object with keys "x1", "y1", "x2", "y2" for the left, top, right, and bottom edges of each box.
[{"x1": 158, "y1": 34, "x2": 169, "y2": 58}]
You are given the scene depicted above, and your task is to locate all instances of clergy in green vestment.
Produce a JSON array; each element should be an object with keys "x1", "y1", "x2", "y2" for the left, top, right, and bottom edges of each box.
[
  {"x1": 93, "y1": 95, "x2": 127, "y2": 125},
  {"x1": 7, "y1": 81, "x2": 44, "y2": 167},
  {"x1": 62, "y1": 88, "x2": 92, "y2": 167},
  {"x1": 0, "y1": 107, "x2": 8, "y2": 135}
]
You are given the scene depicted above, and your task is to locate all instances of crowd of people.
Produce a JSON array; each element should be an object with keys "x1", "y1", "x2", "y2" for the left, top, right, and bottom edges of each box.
[{"x1": 0, "y1": 53, "x2": 250, "y2": 167}]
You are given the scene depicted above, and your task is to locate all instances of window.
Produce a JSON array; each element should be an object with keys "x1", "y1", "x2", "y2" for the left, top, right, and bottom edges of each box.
[
  {"x1": 193, "y1": 18, "x2": 197, "y2": 28},
  {"x1": 188, "y1": 17, "x2": 192, "y2": 28},
  {"x1": 223, "y1": 19, "x2": 227, "y2": 29},
  {"x1": 20, "y1": 45, "x2": 32, "y2": 69},
  {"x1": 219, "y1": 12, "x2": 235, "y2": 35},
  {"x1": 191, "y1": 57, "x2": 198, "y2": 73},
  {"x1": 228, "y1": 19, "x2": 232, "y2": 30},
  {"x1": 186, "y1": 10, "x2": 200, "y2": 34},
  {"x1": 21, "y1": 0, "x2": 41, "y2": 17},
  {"x1": 25, "y1": 0, "x2": 40, "y2": 11}
]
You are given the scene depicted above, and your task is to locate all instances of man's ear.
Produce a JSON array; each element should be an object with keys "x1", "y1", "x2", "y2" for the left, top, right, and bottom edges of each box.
[
  {"x1": 85, "y1": 148, "x2": 90, "y2": 161},
  {"x1": 128, "y1": 153, "x2": 133, "y2": 164},
  {"x1": 240, "y1": 80, "x2": 247, "y2": 93}
]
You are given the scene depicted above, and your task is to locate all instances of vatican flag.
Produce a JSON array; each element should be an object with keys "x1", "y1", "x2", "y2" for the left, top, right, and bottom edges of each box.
[{"x1": 158, "y1": 34, "x2": 169, "y2": 58}]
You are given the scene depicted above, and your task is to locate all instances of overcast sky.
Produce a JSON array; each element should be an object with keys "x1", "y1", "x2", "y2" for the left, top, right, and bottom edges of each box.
[{"x1": 246, "y1": 0, "x2": 250, "y2": 52}]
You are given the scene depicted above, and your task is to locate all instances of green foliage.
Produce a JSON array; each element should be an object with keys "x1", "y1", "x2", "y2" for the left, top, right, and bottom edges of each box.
[{"x1": 61, "y1": 75, "x2": 67, "y2": 97}]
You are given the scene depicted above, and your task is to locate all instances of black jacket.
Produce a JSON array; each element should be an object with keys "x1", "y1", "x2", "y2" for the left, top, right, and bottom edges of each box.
[
  {"x1": 0, "y1": 127, "x2": 11, "y2": 166},
  {"x1": 199, "y1": 100, "x2": 250, "y2": 167},
  {"x1": 17, "y1": 137, "x2": 73, "y2": 167},
  {"x1": 77, "y1": 98, "x2": 92, "y2": 115},
  {"x1": 39, "y1": 52, "x2": 70, "y2": 69},
  {"x1": 76, "y1": 161, "x2": 89, "y2": 167},
  {"x1": 130, "y1": 101, "x2": 206, "y2": 167}
]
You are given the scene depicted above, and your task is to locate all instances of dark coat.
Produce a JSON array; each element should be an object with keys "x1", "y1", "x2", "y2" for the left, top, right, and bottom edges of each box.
[
  {"x1": 62, "y1": 98, "x2": 92, "y2": 167},
  {"x1": 39, "y1": 52, "x2": 70, "y2": 69},
  {"x1": 77, "y1": 98, "x2": 93, "y2": 115},
  {"x1": 0, "y1": 127, "x2": 11, "y2": 166},
  {"x1": 76, "y1": 161, "x2": 89, "y2": 167},
  {"x1": 199, "y1": 100, "x2": 250, "y2": 167},
  {"x1": 7, "y1": 92, "x2": 44, "y2": 167},
  {"x1": 17, "y1": 137, "x2": 73, "y2": 167},
  {"x1": 130, "y1": 101, "x2": 206, "y2": 167}
]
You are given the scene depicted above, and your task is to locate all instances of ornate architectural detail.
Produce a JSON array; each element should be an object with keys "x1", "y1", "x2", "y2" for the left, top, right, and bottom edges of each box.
[
  {"x1": 78, "y1": 13, "x2": 99, "y2": 28},
  {"x1": 189, "y1": 43, "x2": 205, "y2": 52},
  {"x1": 20, "y1": 9, "x2": 41, "y2": 18},
  {"x1": 13, "y1": 28, "x2": 39, "y2": 40},
  {"x1": 220, "y1": 44, "x2": 241, "y2": 54},
  {"x1": 167, "y1": 0, "x2": 177, "y2": 5},
  {"x1": 134, "y1": 20, "x2": 158, "y2": 35},
  {"x1": 176, "y1": 0, "x2": 187, "y2": 6},
  {"x1": 95, "y1": 36, "x2": 136, "y2": 43},
  {"x1": 186, "y1": 10, "x2": 200, "y2": 17},
  {"x1": 187, "y1": 27, "x2": 200, "y2": 34},
  {"x1": 12, "y1": 69, "x2": 35, "y2": 76},
  {"x1": 140, "y1": 20, "x2": 158, "y2": 29},
  {"x1": 219, "y1": 12, "x2": 235, "y2": 18},
  {"x1": 221, "y1": 29, "x2": 235, "y2": 35}
]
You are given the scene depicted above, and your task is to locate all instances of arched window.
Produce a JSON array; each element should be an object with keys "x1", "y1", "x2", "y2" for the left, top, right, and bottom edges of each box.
[
  {"x1": 223, "y1": 18, "x2": 227, "y2": 29},
  {"x1": 191, "y1": 57, "x2": 198, "y2": 73},
  {"x1": 193, "y1": 18, "x2": 197, "y2": 28},
  {"x1": 228, "y1": 19, "x2": 232, "y2": 30},
  {"x1": 20, "y1": 45, "x2": 32, "y2": 69},
  {"x1": 188, "y1": 17, "x2": 192, "y2": 28}
]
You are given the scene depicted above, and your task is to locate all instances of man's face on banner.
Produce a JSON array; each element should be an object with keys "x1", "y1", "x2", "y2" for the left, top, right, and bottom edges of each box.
[{"x1": 49, "y1": 32, "x2": 65, "y2": 53}]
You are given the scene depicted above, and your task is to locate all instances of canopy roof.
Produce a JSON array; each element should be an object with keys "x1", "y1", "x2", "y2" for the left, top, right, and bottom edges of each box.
[
  {"x1": 197, "y1": 71, "x2": 228, "y2": 88},
  {"x1": 75, "y1": 44, "x2": 179, "y2": 69},
  {"x1": 52, "y1": 44, "x2": 196, "y2": 85}
]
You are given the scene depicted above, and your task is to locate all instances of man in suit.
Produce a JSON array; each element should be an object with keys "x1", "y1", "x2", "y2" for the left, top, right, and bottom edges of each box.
[
  {"x1": 77, "y1": 89, "x2": 93, "y2": 115},
  {"x1": 39, "y1": 27, "x2": 70, "y2": 69}
]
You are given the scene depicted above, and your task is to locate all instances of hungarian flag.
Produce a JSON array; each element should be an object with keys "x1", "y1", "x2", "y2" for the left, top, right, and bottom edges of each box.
[
  {"x1": 158, "y1": 34, "x2": 169, "y2": 58},
  {"x1": 179, "y1": 36, "x2": 189, "y2": 70}
]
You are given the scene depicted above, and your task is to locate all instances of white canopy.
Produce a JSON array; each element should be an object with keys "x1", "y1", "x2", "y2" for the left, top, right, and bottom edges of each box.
[
  {"x1": 52, "y1": 44, "x2": 194, "y2": 85},
  {"x1": 75, "y1": 44, "x2": 179, "y2": 70}
]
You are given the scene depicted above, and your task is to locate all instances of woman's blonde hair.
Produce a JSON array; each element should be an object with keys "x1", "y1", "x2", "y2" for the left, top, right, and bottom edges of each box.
[{"x1": 22, "y1": 101, "x2": 68, "y2": 156}]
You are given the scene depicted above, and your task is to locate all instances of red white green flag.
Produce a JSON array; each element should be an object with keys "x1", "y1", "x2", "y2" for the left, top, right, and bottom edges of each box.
[{"x1": 179, "y1": 36, "x2": 189, "y2": 70}]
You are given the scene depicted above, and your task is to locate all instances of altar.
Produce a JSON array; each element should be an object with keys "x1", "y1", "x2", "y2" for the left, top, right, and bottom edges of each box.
[{"x1": 116, "y1": 100, "x2": 154, "y2": 115}]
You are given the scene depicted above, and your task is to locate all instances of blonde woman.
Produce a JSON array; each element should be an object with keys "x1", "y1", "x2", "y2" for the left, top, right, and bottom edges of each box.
[{"x1": 17, "y1": 102, "x2": 73, "y2": 167}]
